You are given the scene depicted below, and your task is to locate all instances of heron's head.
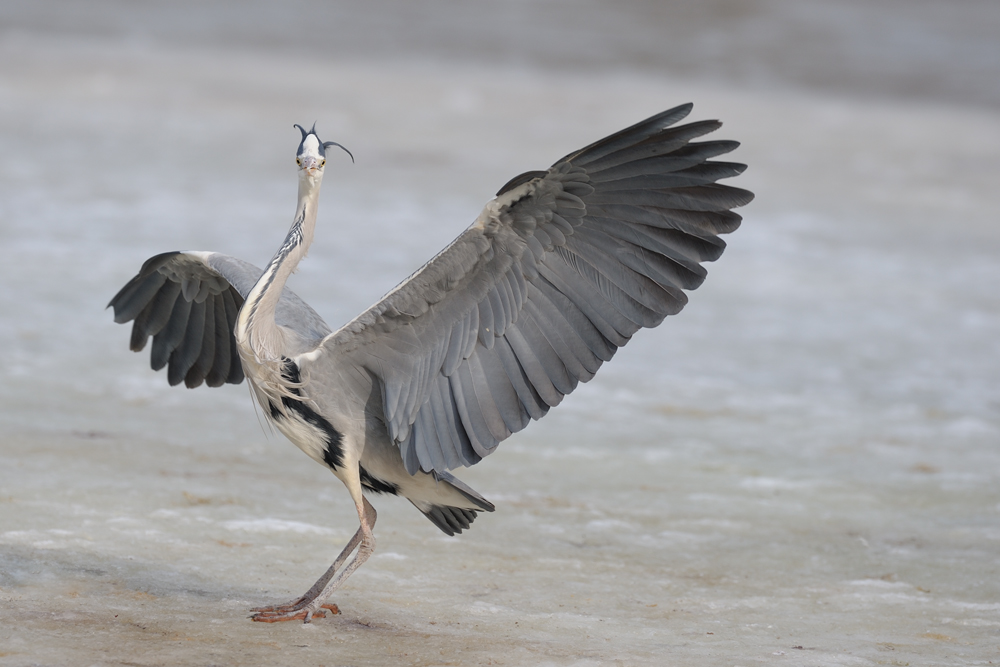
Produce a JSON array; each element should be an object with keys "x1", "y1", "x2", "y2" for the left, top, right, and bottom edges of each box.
[{"x1": 294, "y1": 123, "x2": 353, "y2": 178}]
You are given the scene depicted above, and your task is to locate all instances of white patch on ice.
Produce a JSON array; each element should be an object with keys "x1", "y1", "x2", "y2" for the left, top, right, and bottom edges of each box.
[
  {"x1": 941, "y1": 617, "x2": 1000, "y2": 627},
  {"x1": 641, "y1": 449, "x2": 675, "y2": 463},
  {"x1": 1, "y1": 530, "x2": 37, "y2": 541},
  {"x1": 947, "y1": 601, "x2": 1000, "y2": 612},
  {"x1": 739, "y1": 477, "x2": 814, "y2": 490},
  {"x1": 944, "y1": 417, "x2": 996, "y2": 437},
  {"x1": 222, "y1": 518, "x2": 334, "y2": 535},
  {"x1": 585, "y1": 519, "x2": 633, "y2": 531},
  {"x1": 848, "y1": 579, "x2": 912, "y2": 589},
  {"x1": 106, "y1": 517, "x2": 143, "y2": 525},
  {"x1": 656, "y1": 530, "x2": 712, "y2": 543},
  {"x1": 375, "y1": 552, "x2": 408, "y2": 560},
  {"x1": 466, "y1": 601, "x2": 503, "y2": 615}
]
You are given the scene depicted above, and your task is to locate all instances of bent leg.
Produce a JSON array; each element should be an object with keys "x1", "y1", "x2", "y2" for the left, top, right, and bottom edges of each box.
[{"x1": 251, "y1": 494, "x2": 377, "y2": 623}]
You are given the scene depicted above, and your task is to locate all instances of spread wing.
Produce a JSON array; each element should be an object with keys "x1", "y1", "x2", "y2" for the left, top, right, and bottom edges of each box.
[
  {"x1": 109, "y1": 251, "x2": 331, "y2": 388},
  {"x1": 314, "y1": 103, "x2": 754, "y2": 474}
]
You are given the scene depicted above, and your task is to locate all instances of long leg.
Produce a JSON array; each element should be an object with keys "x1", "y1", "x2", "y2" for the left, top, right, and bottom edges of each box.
[
  {"x1": 249, "y1": 504, "x2": 371, "y2": 616},
  {"x1": 251, "y1": 488, "x2": 377, "y2": 623}
]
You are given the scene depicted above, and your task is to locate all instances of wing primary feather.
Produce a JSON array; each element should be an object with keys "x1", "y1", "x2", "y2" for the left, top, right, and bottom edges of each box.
[
  {"x1": 609, "y1": 230, "x2": 708, "y2": 292},
  {"x1": 503, "y1": 325, "x2": 564, "y2": 407},
  {"x1": 206, "y1": 295, "x2": 232, "y2": 387},
  {"x1": 186, "y1": 293, "x2": 216, "y2": 388},
  {"x1": 168, "y1": 299, "x2": 205, "y2": 386},
  {"x1": 553, "y1": 244, "x2": 661, "y2": 328},
  {"x1": 557, "y1": 103, "x2": 694, "y2": 165},
  {"x1": 129, "y1": 299, "x2": 157, "y2": 352},
  {"x1": 108, "y1": 276, "x2": 146, "y2": 315},
  {"x1": 536, "y1": 261, "x2": 634, "y2": 345},
  {"x1": 516, "y1": 314, "x2": 577, "y2": 396},
  {"x1": 558, "y1": 234, "x2": 681, "y2": 325},
  {"x1": 493, "y1": 336, "x2": 548, "y2": 420},
  {"x1": 615, "y1": 250, "x2": 691, "y2": 317},
  {"x1": 112, "y1": 273, "x2": 168, "y2": 324},
  {"x1": 592, "y1": 163, "x2": 747, "y2": 192},
  {"x1": 138, "y1": 280, "x2": 183, "y2": 343},
  {"x1": 587, "y1": 142, "x2": 742, "y2": 181},
  {"x1": 400, "y1": 432, "x2": 421, "y2": 476},
  {"x1": 424, "y1": 375, "x2": 463, "y2": 469},
  {"x1": 576, "y1": 221, "x2": 707, "y2": 288},
  {"x1": 434, "y1": 374, "x2": 481, "y2": 468},
  {"x1": 531, "y1": 276, "x2": 615, "y2": 363},
  {"x1": 426, "y1": 402, "x2": 463, "y2": 470},
  {"x1": 396, "y1": 344, "x2": 424, "y2": 430},
  {"x1": 464, "y1": 352, "x2": 513, "y2": 442},
  {"x1": 414, "y1": 406, "x2": 449, "y2": 473},
  {"x1": 605, "y1": 216, "x2": 727, "y2": 264},
  {"x1": 151, "y1": 297, "x2": 193, "y2": 371},
  {"x1": 522, "y1": 295, "x2": 597, "y2": 381},
  {"x1": 576, "y1": 119, "x2": 724, "y2": 172},
  {"x1": 587, "y1": 185, "x2": 754, "y2": 212},
  {"x1": 450, "y1": 366, "x2": 499, "y2": 458},
  {"x1": 588, "y1": 202, "x2": 743, "y2": 238},
  {"x1": 476, "y1": 345, "x2": 530, "y2": 433}
]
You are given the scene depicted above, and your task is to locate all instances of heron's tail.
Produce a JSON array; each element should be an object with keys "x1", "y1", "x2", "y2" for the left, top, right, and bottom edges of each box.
[
  {"x1": 408, "y1": 470, "x2": 494, "y2": 536},
  {"x1": 417, "y1": 504, "x2": 483, "y2": 536}
]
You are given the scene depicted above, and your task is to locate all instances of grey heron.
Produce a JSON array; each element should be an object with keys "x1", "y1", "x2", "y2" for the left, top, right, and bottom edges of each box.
[{"x1": 109, "y1": 104, "x2": 753, "y2": 622}]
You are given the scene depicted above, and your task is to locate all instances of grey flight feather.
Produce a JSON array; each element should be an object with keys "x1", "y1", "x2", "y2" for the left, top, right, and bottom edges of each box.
[{"x1": 312, "y1": 103, "x2": 754, "y2": 475}]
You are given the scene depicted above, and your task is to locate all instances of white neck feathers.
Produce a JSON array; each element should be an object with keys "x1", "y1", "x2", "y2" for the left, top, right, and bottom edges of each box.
[{"x1": 235, "y1": 168, "x2": 324, "y2": 411}]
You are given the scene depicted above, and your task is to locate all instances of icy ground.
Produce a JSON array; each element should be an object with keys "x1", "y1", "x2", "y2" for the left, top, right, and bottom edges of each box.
[{"x1": 1, "y1": 9, "x2": 999, "y2": 667}]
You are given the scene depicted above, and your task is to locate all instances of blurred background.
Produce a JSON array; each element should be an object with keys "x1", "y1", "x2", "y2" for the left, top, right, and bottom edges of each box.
[
  {"x1": 1, "y1": 2, "x2": 998, "y2": 665},
  {"x1": 6, "y1": 0, "x2": 1000, "y2": 107}
]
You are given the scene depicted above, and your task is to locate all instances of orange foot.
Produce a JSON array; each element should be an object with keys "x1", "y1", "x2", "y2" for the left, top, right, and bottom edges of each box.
[{"x1": 251, "y1": 603, "x2": 340, "y2": 623}]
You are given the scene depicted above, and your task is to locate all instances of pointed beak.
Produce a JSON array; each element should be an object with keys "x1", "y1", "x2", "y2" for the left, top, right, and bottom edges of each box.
[{"x1": 298, "y1": 155, "x2": 322, "y2": 173}]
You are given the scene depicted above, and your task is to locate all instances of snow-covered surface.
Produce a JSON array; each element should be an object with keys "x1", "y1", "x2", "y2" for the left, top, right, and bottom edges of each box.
[{"x1": 1, "y1": 3, "x2": 999, "y2": 665}]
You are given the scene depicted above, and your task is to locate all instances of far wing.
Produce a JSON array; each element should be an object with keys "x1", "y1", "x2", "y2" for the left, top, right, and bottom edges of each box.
[
  {"x1": 109, "y1": 251, "x2": 331, "y2": 388},
  {"x1": 317, "y1": 104, "x2": 753, "y2": 474}
]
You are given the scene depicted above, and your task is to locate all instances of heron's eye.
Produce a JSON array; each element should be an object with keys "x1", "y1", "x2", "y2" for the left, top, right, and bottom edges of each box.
[
  {"x1": 296, "y1": 157, "x2": 302, "y2": 166},
  {"x1": 320, "y1": 159, "x2": 326, "y2": 167}
]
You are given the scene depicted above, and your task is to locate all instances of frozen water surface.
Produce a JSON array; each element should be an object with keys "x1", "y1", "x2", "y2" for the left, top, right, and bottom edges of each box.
[{"x1": 1, "y1": 3, "x2": 999, "y2": 666}]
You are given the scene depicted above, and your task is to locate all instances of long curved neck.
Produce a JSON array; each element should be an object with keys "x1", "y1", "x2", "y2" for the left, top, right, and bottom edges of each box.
[{"x1": 236, "y1": 170, "x2": 324, "y2": 361}]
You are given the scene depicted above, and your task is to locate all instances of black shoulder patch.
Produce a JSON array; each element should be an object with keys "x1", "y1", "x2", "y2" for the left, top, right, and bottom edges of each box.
[{"x1": 276, "y1": 358, "x2": 345, "y2": 471}]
